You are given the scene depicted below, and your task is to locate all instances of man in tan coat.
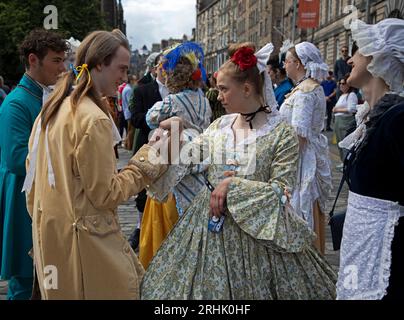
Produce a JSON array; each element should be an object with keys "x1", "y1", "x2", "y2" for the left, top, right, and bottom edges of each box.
[{"x1": 24, "y1": 30, "x2": 172, "y2": 299}]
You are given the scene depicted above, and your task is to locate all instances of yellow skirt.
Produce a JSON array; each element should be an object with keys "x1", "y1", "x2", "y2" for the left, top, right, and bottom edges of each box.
[{"x1": 139, "y1": 194, "x2": 179, "y2": 269}]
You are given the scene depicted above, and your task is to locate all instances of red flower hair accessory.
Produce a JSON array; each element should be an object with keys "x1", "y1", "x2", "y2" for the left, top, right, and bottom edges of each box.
[
  {"x1": 191, "y1": 68, "x2": 202, "y2": 81},
  {"x1": 231, "y1": 47, "x2": 257, "y2": 71}
]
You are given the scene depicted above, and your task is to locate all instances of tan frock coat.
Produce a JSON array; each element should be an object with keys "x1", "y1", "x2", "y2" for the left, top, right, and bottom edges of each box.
[{"x1": 25, "y1": 96, "x2": 166, "y2": 300}]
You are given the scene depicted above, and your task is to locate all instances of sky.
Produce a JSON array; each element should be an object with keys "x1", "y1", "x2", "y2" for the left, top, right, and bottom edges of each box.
[{"x1": 122, "y1": 0, "x2": 196, "y2": 51}]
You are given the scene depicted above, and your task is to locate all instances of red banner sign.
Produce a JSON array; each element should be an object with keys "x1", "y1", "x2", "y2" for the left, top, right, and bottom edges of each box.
[{"x1": 298, "y1": 0, "x2": 320, "y2": 29}]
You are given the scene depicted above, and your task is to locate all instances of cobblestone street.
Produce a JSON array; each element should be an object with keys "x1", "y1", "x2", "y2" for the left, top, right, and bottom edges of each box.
[{"x1": 0, "y1": 133, "x2": 347, "y2": 300}]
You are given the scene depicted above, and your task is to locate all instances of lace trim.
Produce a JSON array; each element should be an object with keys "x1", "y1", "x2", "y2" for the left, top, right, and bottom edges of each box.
[
  {"x1": 337, "y1": 191, "x2": 404, "y2": 300},
  {"x1": 146, "y1": 164, "x2": 189, "y2": 202},
  {"x1": 294, "y1": 126, "x2": 311, "y2": 139},
  {"x1": 339, "y1": 102, "x2": 370, "y2": 150}
]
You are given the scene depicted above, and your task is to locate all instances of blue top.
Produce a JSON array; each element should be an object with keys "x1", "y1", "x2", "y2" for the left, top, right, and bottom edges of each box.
[
  {"x1": 321, "y1": 79, "x2": 337, "y2": 97},
  {"x1": 274, "y1": 79, "x2": 293, "y2": 107},
  {"x1": 122, "y1": 84, "x2": 133, "y2": 121}
]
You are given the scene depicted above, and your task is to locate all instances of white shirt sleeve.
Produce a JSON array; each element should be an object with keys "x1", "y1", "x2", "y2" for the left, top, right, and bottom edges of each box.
[{"x1": 347, "y1": 92, "x2": 358, "y2": 114}]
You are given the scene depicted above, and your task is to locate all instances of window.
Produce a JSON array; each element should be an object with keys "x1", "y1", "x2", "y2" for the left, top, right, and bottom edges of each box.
[
  {"x1": 327, "y1": 0, "x2": 333, "y2": 22},
  {"x1": 370, "y1": 12, "x2": 377, "y2": 24},
  {"x1": 335, "y1": 38, "x2": 340, "y2": 61},
  {"x1": 336, "y1": 0, "x2": 340, "y2": 16}
]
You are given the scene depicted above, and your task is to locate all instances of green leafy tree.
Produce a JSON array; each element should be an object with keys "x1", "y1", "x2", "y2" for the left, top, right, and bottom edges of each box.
[{"x1": 0, "y1": 0, "x2": 111, "y2": 84}]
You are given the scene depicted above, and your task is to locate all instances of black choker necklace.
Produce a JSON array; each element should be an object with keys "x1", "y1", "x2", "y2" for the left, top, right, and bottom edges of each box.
[
  {"x1": 294, "y1": 76, "x2": 308, "y2": 88},
  {"x1": 240, "y1": 105, "x2": 271, "y2": 129}
]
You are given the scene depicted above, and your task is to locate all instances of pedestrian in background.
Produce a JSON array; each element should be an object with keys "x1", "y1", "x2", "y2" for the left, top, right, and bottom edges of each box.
[
  {"x1": 334, "y1": 45, "x2": 352, "y2": 83},
  {"x1": 206, "y1": 72, "x2": 226, "y2": 121},
  {"x1": 321, "y1": 71, "x2": 337, "y2": 131},
  {"x1": 140, "y1": 42, "x2": 212, "y2": 269},
  {"x1": 0, "y1": 87, "x2": 6, "y2": 107},
  {"x1": 122, "y1": 74, "x2": 138, "y2": 150},
  {"x1": 0, "y1": 75, "x2": 11, "y2": 94},
  {"x1": 267, "y1": 57, "x2": 293, "y2": 107},
  {"x1": 332, "y1": 73, "x2": 357, "y2": 166},
  {"x1": 127, "y1": 53, "x2": 168, "y2": 251}
]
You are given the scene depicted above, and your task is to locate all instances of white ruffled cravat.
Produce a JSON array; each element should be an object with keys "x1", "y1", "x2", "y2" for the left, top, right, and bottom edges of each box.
[{"x1": 22, "y1": 118, "x2": 55, "y2": 193}]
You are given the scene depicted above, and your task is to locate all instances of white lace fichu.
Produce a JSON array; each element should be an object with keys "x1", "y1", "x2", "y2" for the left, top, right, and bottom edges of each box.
[{"x1": 338, "y1": 102, "x2": 370, "y2": 150}]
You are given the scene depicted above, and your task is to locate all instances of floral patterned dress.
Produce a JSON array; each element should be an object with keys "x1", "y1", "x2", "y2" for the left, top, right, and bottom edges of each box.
[{"x1": 141, "y1": 112, "x2": 337, "y2": 300}]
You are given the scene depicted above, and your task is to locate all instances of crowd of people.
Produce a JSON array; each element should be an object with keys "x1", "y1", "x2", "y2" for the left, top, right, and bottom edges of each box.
[{"x1": 0, "y1": 17, "x2": 403, "y2": 300}]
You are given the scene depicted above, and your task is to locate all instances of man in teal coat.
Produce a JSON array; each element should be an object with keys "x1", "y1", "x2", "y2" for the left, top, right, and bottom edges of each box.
[{"x1": 0, "y1": 29, "x2": 68, "y2": 300}]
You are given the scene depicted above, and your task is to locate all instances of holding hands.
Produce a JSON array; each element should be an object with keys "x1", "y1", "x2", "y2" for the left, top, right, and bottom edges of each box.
[{"x1": 148, "y1": 116, "x2": 183, "y2": 164}]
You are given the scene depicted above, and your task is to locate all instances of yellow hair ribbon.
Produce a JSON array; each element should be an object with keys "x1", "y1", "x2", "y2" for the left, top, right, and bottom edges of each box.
[
  {"x1": 184, "y1": 52, "x2": 198, "y2": 70},
  {"x1": 75, "y1": 63, "x2": 91, "y2": 85}
]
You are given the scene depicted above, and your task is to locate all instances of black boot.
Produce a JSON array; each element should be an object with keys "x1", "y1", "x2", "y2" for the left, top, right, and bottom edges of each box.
[{"x1": 128, "y1": 228, "x2": 140, "y2": 251}]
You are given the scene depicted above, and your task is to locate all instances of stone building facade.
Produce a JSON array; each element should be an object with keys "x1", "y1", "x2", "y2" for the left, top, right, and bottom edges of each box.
[
  {"x1": 196, "y1": 0, "x2": 403, "y2": 73},
  {"x1": 196, "y1": 0, "x2": 284, "y2": 74},
  {"x1": 282, "y1": 0, "x2": 403, "y2": 70}
]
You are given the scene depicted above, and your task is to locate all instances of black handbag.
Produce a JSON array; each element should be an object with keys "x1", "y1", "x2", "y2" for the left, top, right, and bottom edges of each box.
[{"x1": 328, "y1": 165, "x2": 347, "y2": 251}]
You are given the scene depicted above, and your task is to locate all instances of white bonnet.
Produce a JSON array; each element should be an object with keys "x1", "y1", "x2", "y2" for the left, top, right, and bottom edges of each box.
[
  {"x1": 351, "y1": 18, "x2": 404, "y2": 94},
  {"x1": 295, "y1": 42, "x2": 328, "y2": 81}
]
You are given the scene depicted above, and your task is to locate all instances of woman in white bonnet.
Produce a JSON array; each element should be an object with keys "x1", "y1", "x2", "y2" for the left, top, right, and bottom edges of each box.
[
  {"x1": 279, "y1": 42, "x2": 332, "y2": 255},
  {"x1": 337, "y1": 18, "x2": 404, "y2": 300}
]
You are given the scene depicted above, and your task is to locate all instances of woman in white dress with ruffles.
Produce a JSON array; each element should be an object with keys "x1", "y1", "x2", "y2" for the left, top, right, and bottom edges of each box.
[{"x1": 279, "y1": 42, "x2": 332, "y2": 255}]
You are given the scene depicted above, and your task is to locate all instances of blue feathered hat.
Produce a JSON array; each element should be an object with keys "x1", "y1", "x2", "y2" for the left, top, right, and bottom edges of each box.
[{"x1": 162, "y1": 41, "x2": 207, "y2": 82}]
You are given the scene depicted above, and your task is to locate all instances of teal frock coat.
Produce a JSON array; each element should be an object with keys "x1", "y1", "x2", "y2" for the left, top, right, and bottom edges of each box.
[{"x1": 0, "y1": 74, "x2": 43, "y2": 279}]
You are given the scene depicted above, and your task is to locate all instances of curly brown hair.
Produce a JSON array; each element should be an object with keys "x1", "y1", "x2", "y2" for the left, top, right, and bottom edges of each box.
[
  {"x1": 19, "y1": 28, "x2": 69, "y2": 69},
  {"x1": 165, "y1": 56, "x2": 200, "y2": 94}
]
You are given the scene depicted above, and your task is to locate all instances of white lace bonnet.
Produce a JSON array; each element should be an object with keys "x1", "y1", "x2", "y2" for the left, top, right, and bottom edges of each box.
[
  {"x1": 350, "y1": 18, "x2": 404, "y2": 95},
  {"x1": 255, "y1": 43, "x2": 279, "y2": 112},
  {"x1": 294, "y1": 42, "x2": 329, "y2": 81}
]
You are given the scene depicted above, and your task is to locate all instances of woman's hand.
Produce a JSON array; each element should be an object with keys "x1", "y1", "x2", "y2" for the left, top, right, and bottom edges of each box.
[{"x1": 209, "y1": 177, "x2": 233, "y2": 218}]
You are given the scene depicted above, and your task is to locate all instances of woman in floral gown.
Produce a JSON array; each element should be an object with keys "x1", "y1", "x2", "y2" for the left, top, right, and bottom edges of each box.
[{"x1": 141, "y1": 43, "x2": 337, "y2": 300}]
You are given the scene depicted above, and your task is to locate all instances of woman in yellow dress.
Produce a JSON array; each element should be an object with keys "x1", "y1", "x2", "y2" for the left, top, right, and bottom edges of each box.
[{"x1": 139, "y1": 42, "x2": 212, "y2": 268}]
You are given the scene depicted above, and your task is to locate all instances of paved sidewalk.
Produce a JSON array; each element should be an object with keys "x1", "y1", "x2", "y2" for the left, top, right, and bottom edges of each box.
[{"x1": 0, "y1": 134, "x2": 346, "y2": 299}]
